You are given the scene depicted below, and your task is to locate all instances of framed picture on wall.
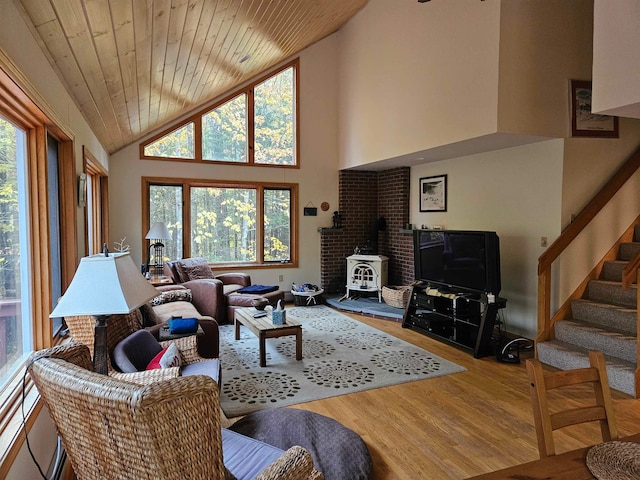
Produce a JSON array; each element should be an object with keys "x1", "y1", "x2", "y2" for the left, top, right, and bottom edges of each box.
[
  {"x1": 571, "y1": 80, "x2": 619, "y2": 138},
  {"x1": 419, "y1": 174, "x2": 447, "y2": 212}
]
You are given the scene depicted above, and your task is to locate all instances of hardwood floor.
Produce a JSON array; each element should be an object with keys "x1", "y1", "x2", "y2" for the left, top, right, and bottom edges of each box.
[{"x1": 250, "y1": 310, "x2": 640, "y2": 479}]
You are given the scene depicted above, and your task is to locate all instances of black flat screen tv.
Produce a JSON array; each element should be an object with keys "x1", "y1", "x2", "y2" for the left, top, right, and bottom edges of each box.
[{"x1": 413, "y1": 230, "x2": 501, "y2": 295}]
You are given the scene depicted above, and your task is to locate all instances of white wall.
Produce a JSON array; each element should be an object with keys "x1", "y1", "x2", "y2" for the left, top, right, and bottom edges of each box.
[
  {"x1": 497, "y1": 0, "x2": 594, "y2": 137},
  {"x1": 6, "y1": 407, "x2": 58, "y2": 480},
  {"x1": 562, "y1": 118, "x2": 640, "y2": 227},
  {"x1": 592, "y1": 0, "x2": 640, "y2": 118},
  {"x1": 337, "y1": 0, "x2": 501, "y2": 168},
  {"x1": 109, "y1": 34, "x2": 341, "y2": 289},
  {"x1": 411, "y1": 140, "x2": 565, "y2": 338}
]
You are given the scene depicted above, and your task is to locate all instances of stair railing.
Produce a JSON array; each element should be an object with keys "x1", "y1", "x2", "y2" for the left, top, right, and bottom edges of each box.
[{"x1": 537, "y1": 149, "x2": 640, "y2": 345}]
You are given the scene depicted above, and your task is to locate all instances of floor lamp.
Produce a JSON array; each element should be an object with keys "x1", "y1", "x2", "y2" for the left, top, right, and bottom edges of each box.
[{"x1": 50, "y1": 251, "x2": 159, "y2": 374}]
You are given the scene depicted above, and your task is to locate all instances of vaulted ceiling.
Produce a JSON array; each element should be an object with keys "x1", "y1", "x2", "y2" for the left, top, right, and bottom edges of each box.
[{"x1": 15, "y1": 0, "x2": 368, "y2": 154}]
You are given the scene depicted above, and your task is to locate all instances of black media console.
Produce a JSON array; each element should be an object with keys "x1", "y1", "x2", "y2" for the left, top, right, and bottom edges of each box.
[{"x1": 402, "y1": 282, "x2": 506, "y2": 358}]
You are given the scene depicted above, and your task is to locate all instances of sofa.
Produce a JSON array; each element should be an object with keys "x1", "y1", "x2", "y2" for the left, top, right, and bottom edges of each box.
[{"x1": 163, "y1": 257, "x2": 285, "y2": 324}]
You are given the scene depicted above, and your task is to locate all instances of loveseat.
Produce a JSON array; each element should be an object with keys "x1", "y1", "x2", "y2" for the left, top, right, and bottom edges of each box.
[{"x1": 164, "y1": 258, "x2": 285, "y2": 324}]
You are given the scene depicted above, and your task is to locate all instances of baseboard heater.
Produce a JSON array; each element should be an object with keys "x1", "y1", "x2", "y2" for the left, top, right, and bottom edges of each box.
[{"x1": 47, "y1": 437, "x2": 66, "y2": 480}]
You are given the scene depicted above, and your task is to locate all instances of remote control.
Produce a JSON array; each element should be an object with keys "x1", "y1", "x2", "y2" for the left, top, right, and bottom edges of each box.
[{"x1": 253, "y1": 311, "x2": 268, "y2": 318}]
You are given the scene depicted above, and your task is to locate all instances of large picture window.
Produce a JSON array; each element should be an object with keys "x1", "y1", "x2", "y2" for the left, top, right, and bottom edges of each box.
[
  {"x1": 0, "y1": 116, "x2": 31, "y2": 387},
  {"x1": 141, "y1": 60, "x2": 298, "y2": 167},
  {"x1": 144, "y1": 178, "x2": 297, "y2": 268}
]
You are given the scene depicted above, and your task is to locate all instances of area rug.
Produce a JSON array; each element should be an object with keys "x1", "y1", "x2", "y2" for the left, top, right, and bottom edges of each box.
[{"x1": 219, "y1": 305, "x2": 466, "y2": 417}]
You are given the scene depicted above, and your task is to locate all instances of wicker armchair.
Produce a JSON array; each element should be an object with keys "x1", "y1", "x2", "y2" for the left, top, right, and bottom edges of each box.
[
  {"x1": 64, "y1": 311, "x2": 215, "y2": 385},
  {"x1": 28, "y1": 343, "x2": 322, "y2": 480}
]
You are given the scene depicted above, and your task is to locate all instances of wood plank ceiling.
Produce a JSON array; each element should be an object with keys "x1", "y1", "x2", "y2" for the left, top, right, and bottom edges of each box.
[{"x1": 15, "y1": 0, "x2": 368, "y2": 153}]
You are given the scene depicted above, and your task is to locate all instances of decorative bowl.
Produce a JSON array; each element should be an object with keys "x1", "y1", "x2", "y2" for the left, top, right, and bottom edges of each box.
[{"x1": 252, "y1": 298, "x2": 269, "y2": 311}]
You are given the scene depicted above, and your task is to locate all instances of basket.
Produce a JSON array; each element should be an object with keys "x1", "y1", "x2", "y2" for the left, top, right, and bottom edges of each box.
[{"x1": 381, "y1": 285, "x2": 412, "y2": 308}]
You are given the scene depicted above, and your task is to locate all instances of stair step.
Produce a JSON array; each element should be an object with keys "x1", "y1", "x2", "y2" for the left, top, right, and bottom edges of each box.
[
  {"x1": 619, "y1": 242, "x2": 640, "y2": 261},
  {"x1": 554, "y1": 319, "x2": 637, "y2": 363},
  {"x1": 587, "y1": 279, "x2": 637, "y2": 308},
  {"x1": 537, "y1": 340, "x2": 636, "y2": 397},
  {"x1": 602, "y1": 260, "x2": 628, "y2": 282},
  {"x1": 571, "y1": 299, "x2": 637, "y2": 334}
]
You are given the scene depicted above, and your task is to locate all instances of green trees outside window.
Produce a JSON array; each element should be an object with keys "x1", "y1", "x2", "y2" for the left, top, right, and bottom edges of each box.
[
  {"x1": 202, "y1": 94, "x2": 247, "y2": 163},
  {"x1": 148, "y1": 184, "x2": 183, "y2": 266},
  {"x1": 147, "y1": 179, "x2": 296, "y2": 266},
  {"x1": 0, "y1": 116, "x2": 30, "y2": 387},
  {"x1": 254, "y1": 67, "x2": 294, "y2": 165},
  {"x1": 143, "y1": 123, "x2": 194, "y2": 159},
  {"x1": 142, "y1": 61, "x2": 297, "y2": 167}
]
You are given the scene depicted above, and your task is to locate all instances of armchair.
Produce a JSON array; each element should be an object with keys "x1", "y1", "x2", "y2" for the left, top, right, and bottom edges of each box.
[
  {"x1": 28, "y1": 343, "x2": 322, "y2": 480},
  {"x1": 64, "y1": 311, "x2": 219, "y2": 385}
]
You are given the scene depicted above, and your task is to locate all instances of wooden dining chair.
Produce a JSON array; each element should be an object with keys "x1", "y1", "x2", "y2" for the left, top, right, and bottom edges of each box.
[{"x1": 526, "y1": 350, "x2": 618, "y2": 458}]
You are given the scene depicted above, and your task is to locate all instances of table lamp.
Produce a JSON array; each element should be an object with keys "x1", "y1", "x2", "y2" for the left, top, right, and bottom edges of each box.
[
  {"x1": 50, "y1": 251, "x2": 159, "y2": 374},
  {"x1": 145, "y1": 221, "x2": 172, "y2": 276}
]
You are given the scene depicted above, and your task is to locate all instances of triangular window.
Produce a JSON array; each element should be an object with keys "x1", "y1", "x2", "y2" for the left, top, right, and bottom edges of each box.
[{"x1": 143, "y1": 123, "x2": 195, "y2": 159}]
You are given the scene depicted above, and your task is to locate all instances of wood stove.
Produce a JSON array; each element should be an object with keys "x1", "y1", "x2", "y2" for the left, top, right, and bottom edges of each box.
[{"x1": 346, "y1": 254, "x2": 389, "y2": 302}]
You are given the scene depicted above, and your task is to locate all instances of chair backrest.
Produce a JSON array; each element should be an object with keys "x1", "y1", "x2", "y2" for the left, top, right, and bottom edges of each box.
[
  {"x1": 28, "y1": 343, "x2": 226, "y2": 480},
  {"x1": 526, "y1": 350, "x2": 618, "y2": 458},
  {"x1": 64, "y1": 312, "x2": 143, "y2": 373},
  {"x1": 112, "y1": 329, "x2": 164, "y2": 372}
]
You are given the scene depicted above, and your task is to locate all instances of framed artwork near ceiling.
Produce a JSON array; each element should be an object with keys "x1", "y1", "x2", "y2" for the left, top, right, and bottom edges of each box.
[
  {"x1": 571, "y1": 80, "x2": 619, "y2": 138},
  {"x1": 419, "y1": 174, "x2": 447, "y2": 212}
]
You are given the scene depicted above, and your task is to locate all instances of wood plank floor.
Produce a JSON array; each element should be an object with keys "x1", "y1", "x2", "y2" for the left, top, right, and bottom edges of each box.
[{"x1": 229, "y1": 310, "x2": 640, "y2": 480}]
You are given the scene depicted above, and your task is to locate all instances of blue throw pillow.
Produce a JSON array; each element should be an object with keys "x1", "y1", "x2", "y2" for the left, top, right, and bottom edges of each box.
[
  {"x1": 168, "y1": 317, "x2": 199, "y2": 334},
  {"x1": 236, "y1": 285, "x2": 278, "y2": 294}
]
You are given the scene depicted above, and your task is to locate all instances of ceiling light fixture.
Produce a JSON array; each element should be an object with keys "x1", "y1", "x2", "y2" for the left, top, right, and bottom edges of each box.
[{"x1": 239, "y1": 55, "x2": 251, "y2": 64}]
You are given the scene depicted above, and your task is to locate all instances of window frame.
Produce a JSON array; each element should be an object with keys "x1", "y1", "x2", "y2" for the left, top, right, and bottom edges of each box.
[
  {"x1": 142, "y1": 177, "x2": 298, "y2": 269},
  {"x1": 83, "y1": 146, "x2": 109, "y2": 256},
  {"x1": 0, "y1": 58, "x2": 77, "y2": 475},
  {"x1": 140, "y1": 59, "x2": 299, "y2": 168}
]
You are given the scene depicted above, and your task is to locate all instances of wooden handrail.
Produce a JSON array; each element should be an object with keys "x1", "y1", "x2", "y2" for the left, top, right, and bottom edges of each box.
[
  {"x1": 537, "y1": 148, "x2": 640, "y2": 345},
  {"x1": 539, "y1": 149, "x2": 640, "y2": 275},
  {"x1": 622, "y1": 251, "x2": 640, "y2": 289}
]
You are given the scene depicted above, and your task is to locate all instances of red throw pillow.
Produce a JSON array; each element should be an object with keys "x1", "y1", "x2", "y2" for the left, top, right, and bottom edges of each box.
[
  {"x1": 146, "y1": 343, "x2": 183, "y2": 370},
  {"x1": 146, "y1": 346, "x2": 169, "y2": 370}
]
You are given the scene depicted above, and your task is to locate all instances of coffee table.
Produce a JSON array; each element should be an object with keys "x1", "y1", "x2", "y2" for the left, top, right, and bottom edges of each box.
[{"x1": 234, "y1": 307, "x2": 302, "y2": 367}]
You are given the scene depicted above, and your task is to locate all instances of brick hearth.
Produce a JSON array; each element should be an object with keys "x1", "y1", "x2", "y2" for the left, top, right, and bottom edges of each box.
[{"x1": 320, "y1": 167, "x2": 414, "y2": 293}]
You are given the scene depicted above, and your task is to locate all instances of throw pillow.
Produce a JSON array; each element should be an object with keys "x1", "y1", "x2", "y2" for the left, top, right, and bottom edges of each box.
[
  {"x1": 168, "y1": 317, "x2": 199, "y2": 334},
  {"x1": 175, "y1": 257, "x2": 211, "y2": 281},
  {"x1": 150, "y1": 289, "x2": 192, "y2": 306},
  {"x1": 139, "y1": 302, "x2": 161, "y2": 327},
  {"x1": 181, "y1": 262, "x2": 215, "y2": 280},
  {"x1": 146, "y1": 343, "x2": 183, "y2": 370},
  {"x1": 146, "y1": 347, "x2": 168, "y2": 370}
]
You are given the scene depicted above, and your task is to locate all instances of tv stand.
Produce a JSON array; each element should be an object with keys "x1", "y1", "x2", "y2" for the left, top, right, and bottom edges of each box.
[{"x1": 402, "y1": 282, "x2": 503, "y2": 358}]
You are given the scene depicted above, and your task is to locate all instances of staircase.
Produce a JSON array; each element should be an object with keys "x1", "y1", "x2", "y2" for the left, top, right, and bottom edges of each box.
[{"x1": 537, "y1": 225, "x2": 640, "y2": 396}]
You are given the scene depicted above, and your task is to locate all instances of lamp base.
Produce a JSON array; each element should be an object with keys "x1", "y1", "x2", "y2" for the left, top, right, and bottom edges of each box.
[{"x1": 93, "y1": 314, "x2": 109, "y2": 374}]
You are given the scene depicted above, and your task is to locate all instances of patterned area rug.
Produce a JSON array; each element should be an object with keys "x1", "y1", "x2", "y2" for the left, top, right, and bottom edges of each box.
[{"x1": 219, "y1": 305, "x2": 466, "y2": 417}]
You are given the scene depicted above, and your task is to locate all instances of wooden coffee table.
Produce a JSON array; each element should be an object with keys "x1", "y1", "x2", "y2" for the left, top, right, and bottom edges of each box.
[{"x1": 234, "y1": 308, "x2": 302, "y2": 367}]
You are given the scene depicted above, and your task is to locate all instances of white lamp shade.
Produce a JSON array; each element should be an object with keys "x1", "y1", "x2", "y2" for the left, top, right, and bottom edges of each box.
[
  {"x1": 50, "y1": 252, "x2": 159, "y2": 317},
  {"x1": 145, "y1": 222, "x2": 172, "y2": 240}
]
